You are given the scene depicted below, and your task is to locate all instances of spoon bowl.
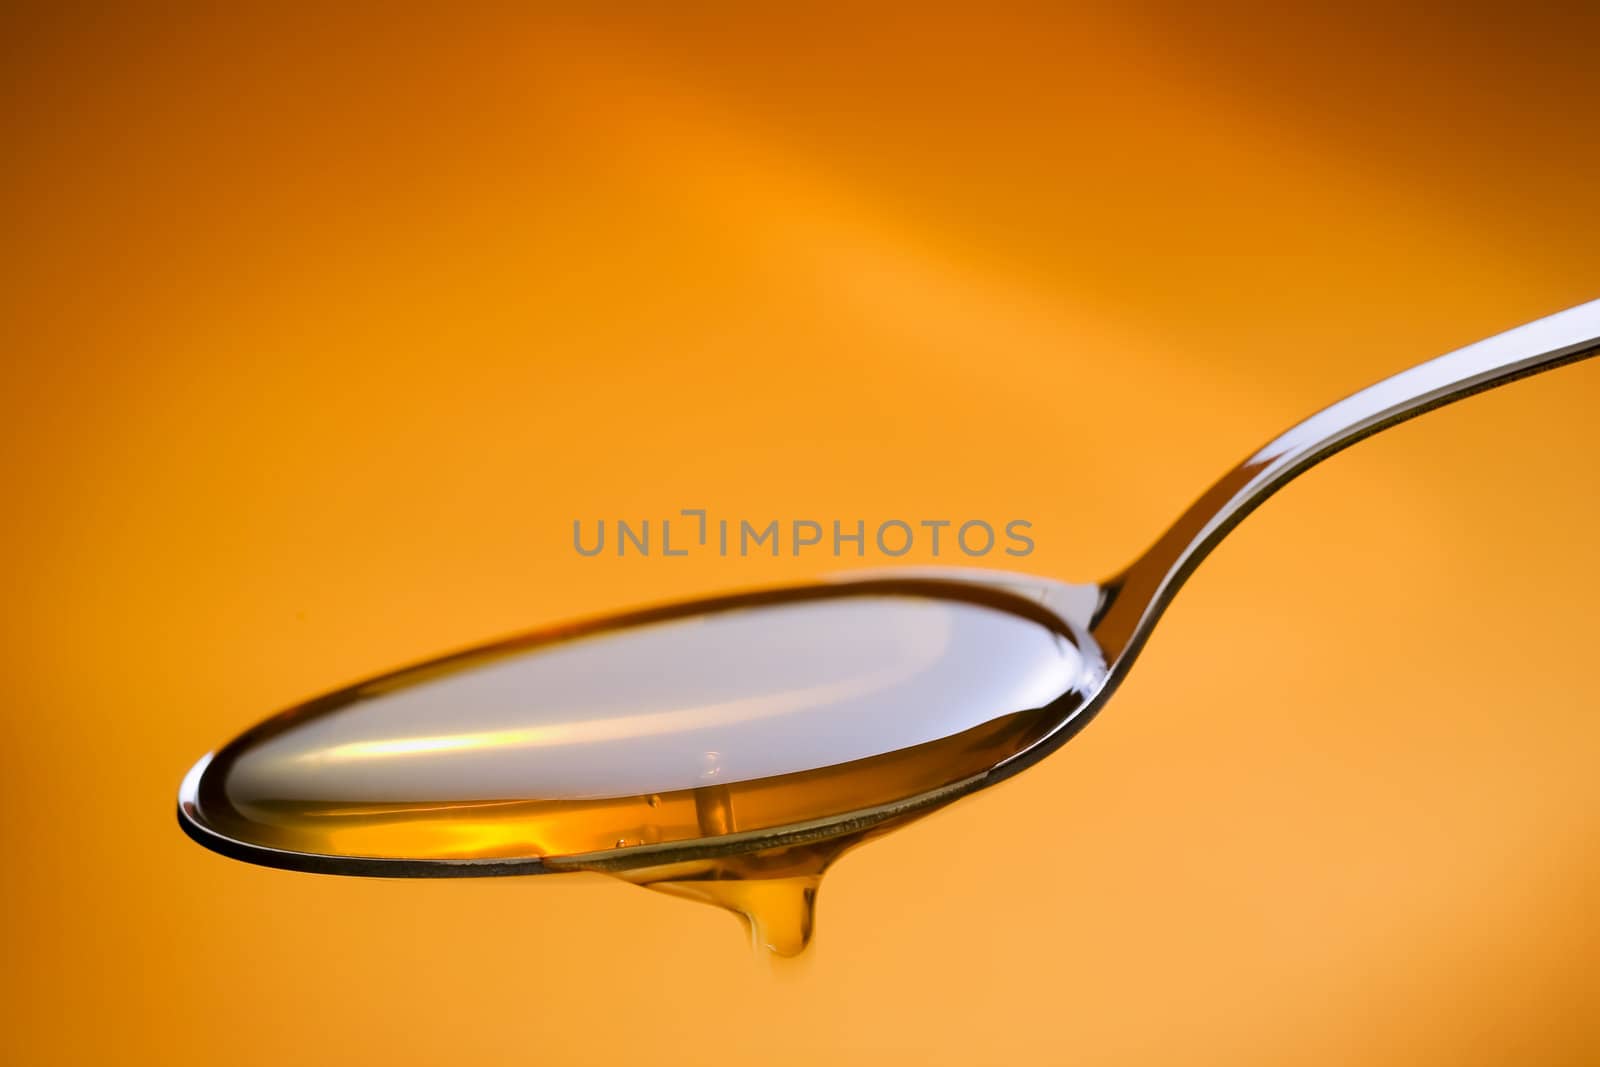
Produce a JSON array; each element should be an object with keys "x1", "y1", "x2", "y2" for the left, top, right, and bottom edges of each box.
[{"x1": 179, "y1": 575, "x2": 1105, "y2": 875}]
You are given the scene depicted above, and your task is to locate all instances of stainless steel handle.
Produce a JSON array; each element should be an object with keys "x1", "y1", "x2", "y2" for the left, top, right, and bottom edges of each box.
[{"x1": 1093, "y1": 299, "x2": 1600, "y2": 660}]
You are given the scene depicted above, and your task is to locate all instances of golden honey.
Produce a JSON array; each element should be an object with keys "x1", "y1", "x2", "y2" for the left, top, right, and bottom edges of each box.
[{"x1": 183, "y1": 579, "x2": 1098, "y2": 954}]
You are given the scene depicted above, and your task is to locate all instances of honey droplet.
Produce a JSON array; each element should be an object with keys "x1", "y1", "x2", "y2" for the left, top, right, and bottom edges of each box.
[
  {"x1": 592, "y1": 836, "x2": 867, "y2": 958},
  {"x1": 638, "y1": 871, "x2": 821, "y2": 958},
  {"x1": 562, "y1": 810, "x2": 924, "y2": 958}
]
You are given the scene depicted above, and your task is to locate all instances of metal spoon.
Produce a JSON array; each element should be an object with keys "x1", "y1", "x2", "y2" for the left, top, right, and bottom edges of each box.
[{"x1": 179, "y1": 299, "x2": 1600, "y2": 878}]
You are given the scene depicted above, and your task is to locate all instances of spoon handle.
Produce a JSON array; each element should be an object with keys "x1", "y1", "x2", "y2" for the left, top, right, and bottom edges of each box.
[{"x1": 1093, "y1": 299, "x2": 1600, "y2": 659}]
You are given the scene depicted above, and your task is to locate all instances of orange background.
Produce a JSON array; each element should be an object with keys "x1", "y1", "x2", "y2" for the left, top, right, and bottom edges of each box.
[{"x1": 4, "y1": 7, "x2": 1598, "y2": 1065}]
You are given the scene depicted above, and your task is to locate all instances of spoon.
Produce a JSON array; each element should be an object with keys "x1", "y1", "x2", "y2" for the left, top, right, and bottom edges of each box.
[{"x1": 179, "y1": 299, "x2": 1600, "y2": 918}]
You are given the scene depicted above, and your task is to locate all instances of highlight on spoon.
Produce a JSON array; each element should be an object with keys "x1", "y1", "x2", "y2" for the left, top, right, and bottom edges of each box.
[{"x1": 178, "y1": 578, "x2": 1105, "y2": 878}]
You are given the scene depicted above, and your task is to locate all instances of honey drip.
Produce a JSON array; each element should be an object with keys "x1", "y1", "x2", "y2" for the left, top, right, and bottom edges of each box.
[
  {"x1": 615, "y1": 852, "x2": 830, "y2": 959},
  {"x1": 561, "y1": 786, "x2": 932, "y2": 958}
]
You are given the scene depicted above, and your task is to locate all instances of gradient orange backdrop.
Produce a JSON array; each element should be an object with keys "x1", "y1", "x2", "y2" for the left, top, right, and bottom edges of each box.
[{"x1": 4, "y1": 7, "x2": 1598, "y2": 1066}]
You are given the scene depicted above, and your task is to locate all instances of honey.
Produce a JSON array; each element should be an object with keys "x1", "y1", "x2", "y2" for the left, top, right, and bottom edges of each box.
[{"x1": 181, "y1": 579, "x2": 1101, "y2": 954}]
